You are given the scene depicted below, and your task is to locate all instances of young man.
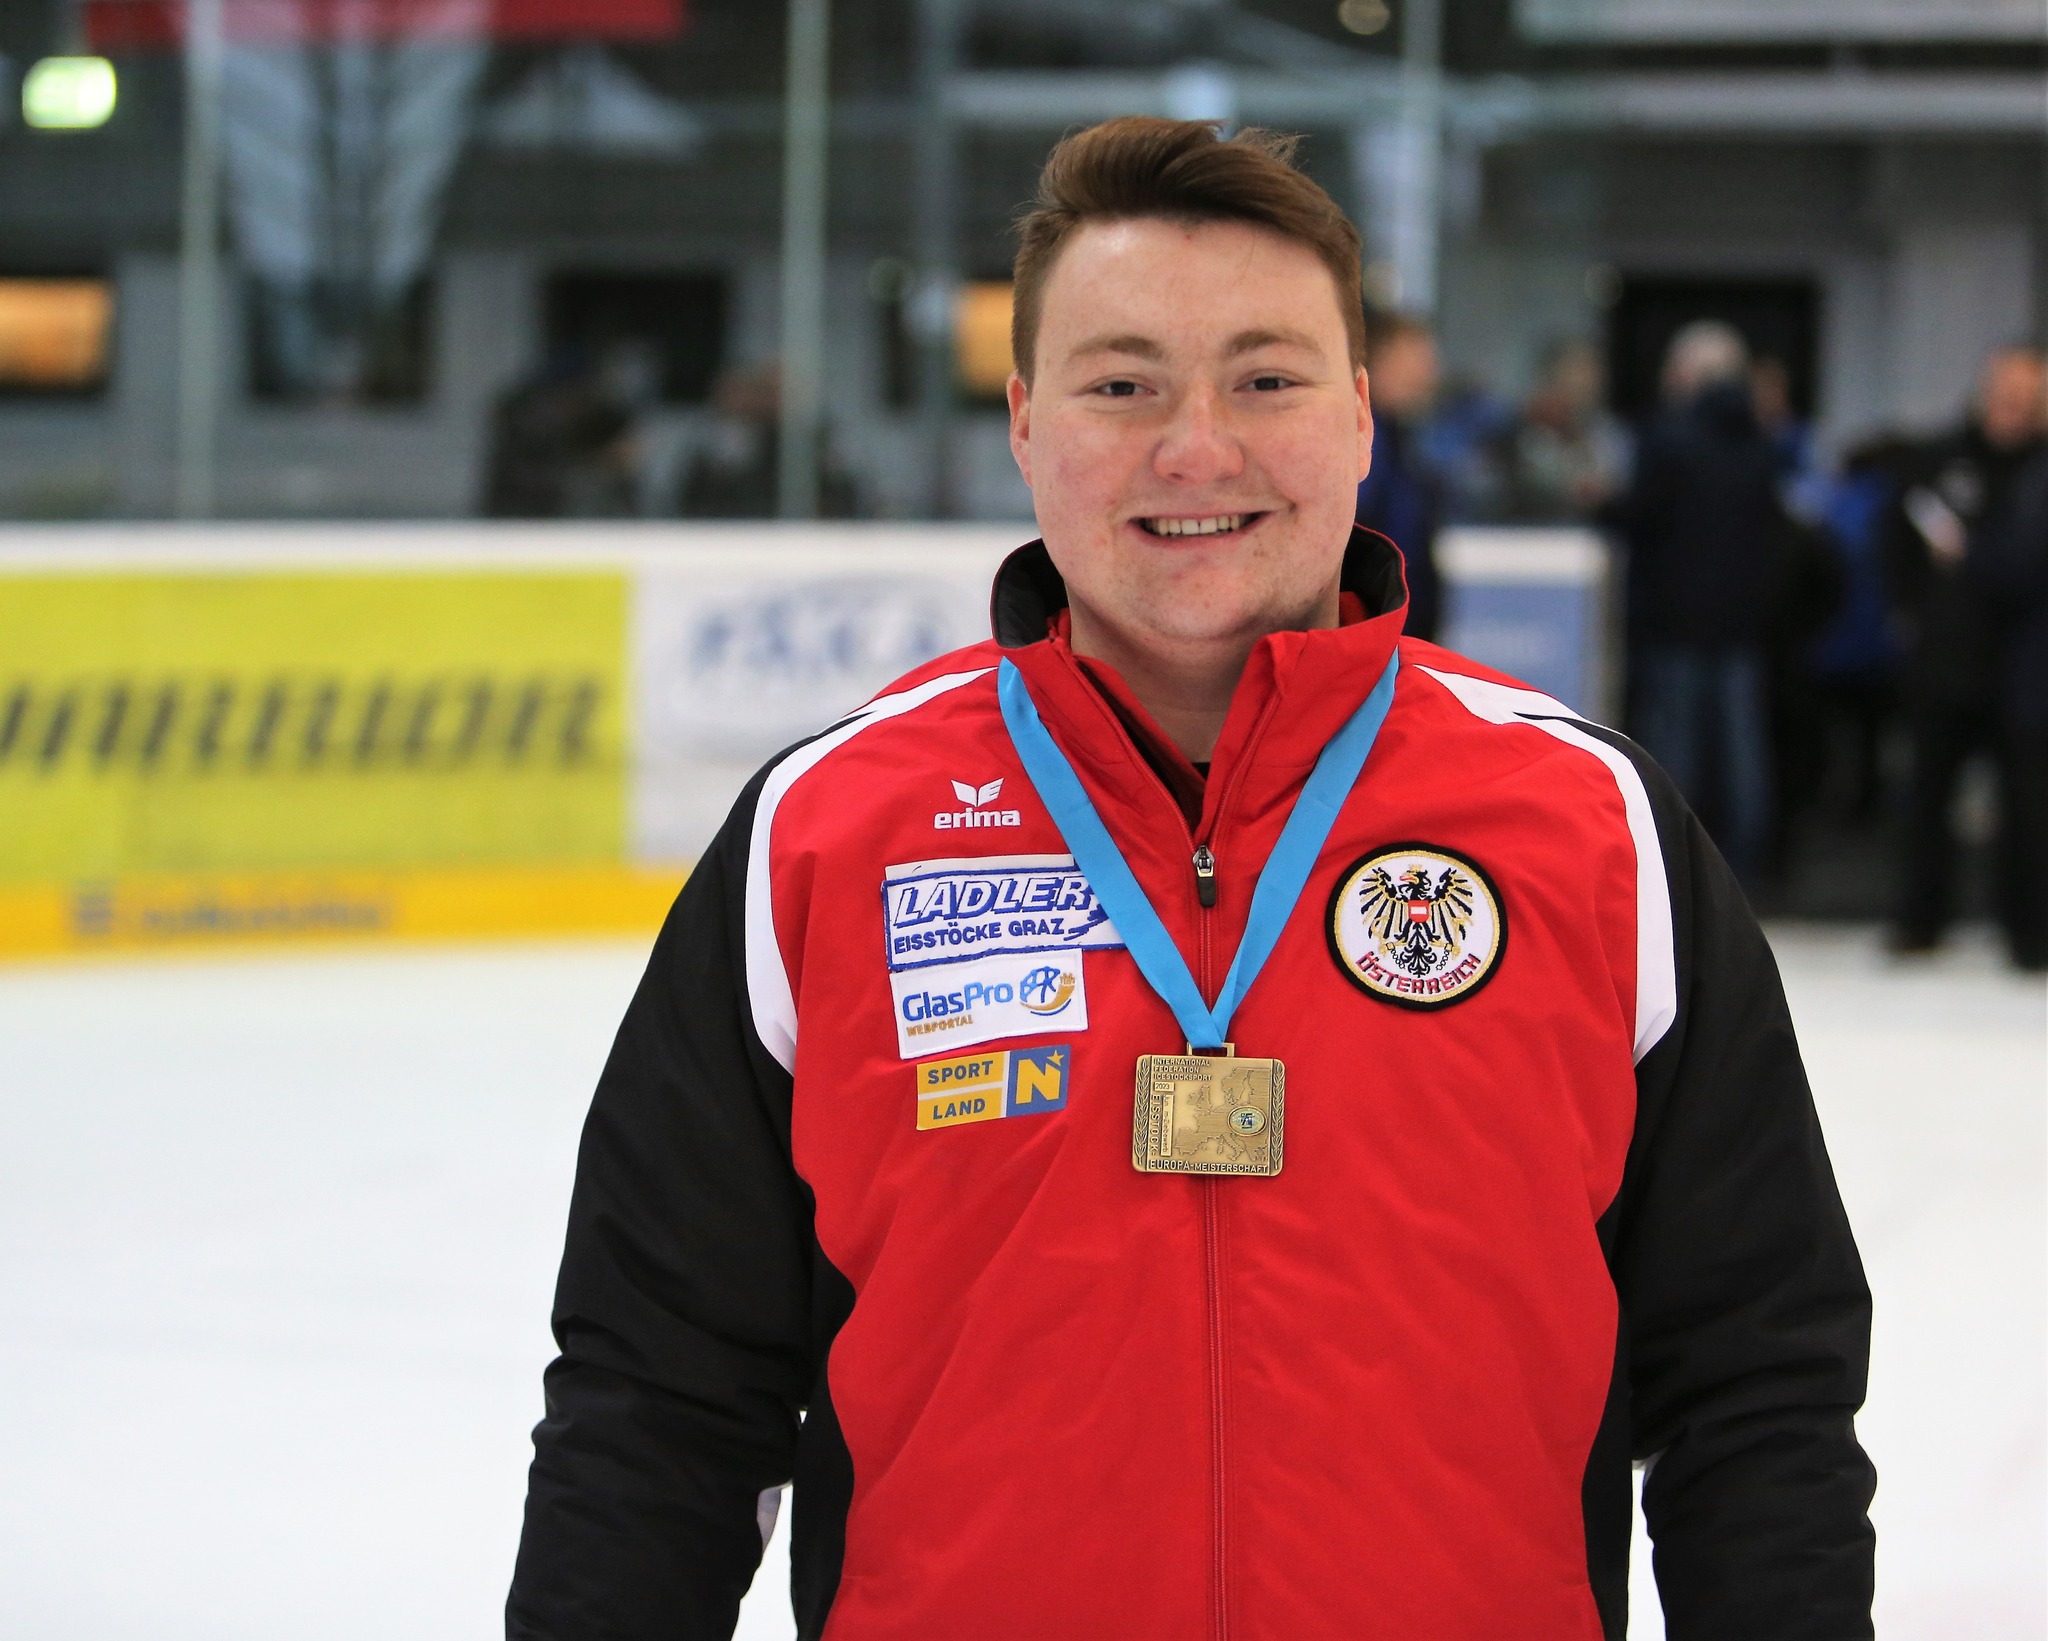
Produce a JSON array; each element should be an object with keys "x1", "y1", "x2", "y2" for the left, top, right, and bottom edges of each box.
[{"x1": 508, "y1": 120, "x2": 1874, "y2": 1640}]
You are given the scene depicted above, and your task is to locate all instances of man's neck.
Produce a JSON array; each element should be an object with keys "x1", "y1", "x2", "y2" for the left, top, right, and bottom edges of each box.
[{"x1": 1066, "y1": 587, "x2": 1341, "y2": 764}]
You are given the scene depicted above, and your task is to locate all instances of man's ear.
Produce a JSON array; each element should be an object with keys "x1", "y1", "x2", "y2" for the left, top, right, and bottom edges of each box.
[
  {"x1": 1355, "y1": 365, "x2": 1375, "y2": 482},
  {"x1": 1007, "y1": 371, "x2": 1032, "y2": 487}
]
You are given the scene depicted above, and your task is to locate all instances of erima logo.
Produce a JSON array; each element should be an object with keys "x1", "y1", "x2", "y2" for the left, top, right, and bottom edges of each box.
[{"x1": 936, "y1": 775, "x2": 1021, "y2": 830}]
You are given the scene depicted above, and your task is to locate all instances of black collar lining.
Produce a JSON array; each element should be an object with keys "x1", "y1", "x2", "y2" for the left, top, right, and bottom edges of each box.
[{"x1": 990, "y1": 528, "x2": 1407, "y2": 649}]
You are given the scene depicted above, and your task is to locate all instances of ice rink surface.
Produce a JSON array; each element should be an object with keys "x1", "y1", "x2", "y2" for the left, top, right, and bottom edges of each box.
[{"x1": 0, "y1": 925, "x2": 2039, "y2": 1640}]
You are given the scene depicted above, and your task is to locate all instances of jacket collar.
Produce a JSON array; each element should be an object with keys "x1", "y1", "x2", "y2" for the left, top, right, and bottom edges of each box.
[
  {"x1": 989, "y1": 527, "x2": 1406, "y2": 648},
  {"x1": 989, "y1": 529, "x2": 1410, "y2": 842}
]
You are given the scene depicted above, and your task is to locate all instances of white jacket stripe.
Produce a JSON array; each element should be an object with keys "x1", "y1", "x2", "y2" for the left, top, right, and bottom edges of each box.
[
  {"x1": 745, "y1": 668, "x2": 994, "y2": 1072},
  {"x1": 1418, "y1": 666, "x2": 1678, "y2": 1063}
]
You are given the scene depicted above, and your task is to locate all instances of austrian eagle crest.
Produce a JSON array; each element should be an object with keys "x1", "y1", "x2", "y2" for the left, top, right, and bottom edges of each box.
[
  {"x1": 1327, "y1": 845, "x2": 1506, "y2": 1009},
  {"x1": 1356, "y1": 863, "x2": 1476, "y2": 978}
]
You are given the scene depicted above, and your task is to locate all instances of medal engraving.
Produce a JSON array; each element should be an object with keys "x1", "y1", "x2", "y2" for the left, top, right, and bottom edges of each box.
[{"x1": 1132, "y1": 1047, "x2": 1284, "y2": 1177}]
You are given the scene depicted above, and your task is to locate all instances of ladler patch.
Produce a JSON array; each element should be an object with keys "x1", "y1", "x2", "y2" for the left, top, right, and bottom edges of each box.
[
  {"x1": 1327, "y1": 843, "x2": 1506, "y2": 1009},
  {"x1": 881, "y1": 854, "x2": 1123, "y2": 973}
]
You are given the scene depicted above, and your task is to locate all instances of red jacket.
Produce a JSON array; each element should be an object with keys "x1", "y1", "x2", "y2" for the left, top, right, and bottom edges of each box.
[{"x1": 510, "y1": 532, "x2": 1874, "y2": 1640}]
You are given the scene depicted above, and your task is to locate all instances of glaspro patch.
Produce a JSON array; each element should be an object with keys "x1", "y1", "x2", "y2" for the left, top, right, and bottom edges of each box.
[
  {"x1": 882, "y1": 854, "x2": 1123, "y2": 973},
  {"x1": 890, "y1": 951, "x2": 1087, "y2": 1058},
  {"x1": 914, "y1": 1045, "x2": 1071, "y2": 1130}
]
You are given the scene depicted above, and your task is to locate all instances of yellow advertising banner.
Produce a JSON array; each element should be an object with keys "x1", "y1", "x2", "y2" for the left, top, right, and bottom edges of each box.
[
  {"x1": 0, "y1": 864, "x2": 686, "y2": 962},
  {"x1": 0, "y1": 568, "x2": 677, "y2": 958}
]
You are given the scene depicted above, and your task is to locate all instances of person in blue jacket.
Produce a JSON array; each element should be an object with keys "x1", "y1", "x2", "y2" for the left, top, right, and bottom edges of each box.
[{"x1": 1355, "y1": 312, "x2": 1442, "y2": 640}]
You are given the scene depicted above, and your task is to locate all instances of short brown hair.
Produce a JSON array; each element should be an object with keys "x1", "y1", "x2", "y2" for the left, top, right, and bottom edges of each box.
[{"x1": 1010, "y1": 117, "x2": 1365, "y2": 385}]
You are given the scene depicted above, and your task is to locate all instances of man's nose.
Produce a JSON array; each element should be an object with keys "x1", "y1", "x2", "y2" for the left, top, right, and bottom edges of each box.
[{"x1": 1152, "y1": 385, "x2": 1245, "y2": 486}]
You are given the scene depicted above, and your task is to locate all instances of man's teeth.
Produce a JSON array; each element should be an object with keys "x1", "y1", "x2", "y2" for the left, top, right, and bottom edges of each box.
[{"x1": 1143, "y1": 514, "x2": 1247, "y2": 537}]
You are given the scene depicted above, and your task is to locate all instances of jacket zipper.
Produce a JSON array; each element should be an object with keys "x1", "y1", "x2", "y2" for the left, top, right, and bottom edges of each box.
[
  {"x1": 1203, "y1": 1177, "x2": 1228, "y2": 1641},
  {"x1": 1193, "y1": 840, "x2": 1226, "y2": 1641},
  {"x1": 1189, "y1": 714, "x2": 1278, "y2": 1641},
  {"x1": 1088, "y1": 688, "x2": 1272, "y2": 1641}
]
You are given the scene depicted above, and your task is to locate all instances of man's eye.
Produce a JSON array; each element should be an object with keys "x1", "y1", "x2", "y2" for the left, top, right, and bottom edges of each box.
[
  {"x1": 1095, "y1": 380, "x2": 1141, "y2": 397},
  {"x1": 1248, "y1": 374, "x2": 1292, "y2": 392}
]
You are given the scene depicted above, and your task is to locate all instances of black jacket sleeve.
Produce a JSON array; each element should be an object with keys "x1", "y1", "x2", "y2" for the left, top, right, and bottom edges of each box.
[
  {"x1": 506, "y1": 769, "x2": 818, "y2": 1639},
  {"x1": 1605, "y1": 751, "x2": 1876, "y2": 1638}
]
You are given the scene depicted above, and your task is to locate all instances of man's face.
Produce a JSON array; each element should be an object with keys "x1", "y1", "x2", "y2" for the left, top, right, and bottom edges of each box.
[
  {"x1": 1977, "y1": 350, "x2": 2046, "y2": 450},
  {"x1": 1008, "y1": 218, "x2": 1371, "y2": 654}
]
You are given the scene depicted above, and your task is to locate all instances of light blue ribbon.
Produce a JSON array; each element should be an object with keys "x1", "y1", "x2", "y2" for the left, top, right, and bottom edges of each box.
[{"x1": 997, "y1": 650, "x2": 1398, "y2": 1050}]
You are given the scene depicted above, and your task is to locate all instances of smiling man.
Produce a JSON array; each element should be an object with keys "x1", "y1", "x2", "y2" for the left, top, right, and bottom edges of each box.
[
  {"x1": 1006, "y1": 204, "x2": 1366, "y2": 760},
  {"x1": 508, "y1": 120, "x2": 1874, "y2": 1641}
]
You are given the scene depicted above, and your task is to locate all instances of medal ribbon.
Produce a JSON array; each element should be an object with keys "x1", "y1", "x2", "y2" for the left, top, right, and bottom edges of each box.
[{"x1": 996, "y1": 649, "x2": 1399, "y2": 1050}]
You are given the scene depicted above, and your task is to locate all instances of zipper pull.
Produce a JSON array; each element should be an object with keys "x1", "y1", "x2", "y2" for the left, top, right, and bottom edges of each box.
[{"x1": 1192, "y1": 844, "x2": 1218, "y2": 908}]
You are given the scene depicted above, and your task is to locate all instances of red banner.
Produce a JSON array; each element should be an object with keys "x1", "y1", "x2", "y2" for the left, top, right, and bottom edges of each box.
[{"x1": 86, "y1": 0, "x2": 688, "y2": 49}]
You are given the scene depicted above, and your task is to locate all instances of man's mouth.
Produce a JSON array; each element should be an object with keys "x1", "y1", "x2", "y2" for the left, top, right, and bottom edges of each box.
[{"x1": 1135, "y1": 512, "x2": 1264, "y2": 538}]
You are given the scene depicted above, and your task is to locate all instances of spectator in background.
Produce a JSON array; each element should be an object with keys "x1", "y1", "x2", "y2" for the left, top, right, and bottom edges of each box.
[
  {"x1": 1887, "y1": 345, "x2": 2047, "y2": 964},
  {"x1": 1805, "y1": 437, "x2": 1914, "y2": 825},
  {"x1": 1418, "y1": 374, "x2": 1516, "y2": 523},
  {"x1": 678, "y1": 361, "x2": 860, "y2": 519},
  {"x1": 1507, "y1": 337, "x2": 1629, "y2": 522},
  {"x1": 1749, "y1": 354, "x2": 1848, "y2": 874},
  {"x1": 1617, "y1": 319, "x2": 1788, "y2": 884},
  {"x1": 1355, "y1": 313, "x2": 1443, "y2": 639},
  {"x1": 483, "y1": 344, "x2": 640, "y2": 518},
  {"x1": 1752, "y1": 354, "x2": 1832, "y2": 523},
  {"x1": 1969, "y1": 417, "x2": 2048, "y2": 971}
]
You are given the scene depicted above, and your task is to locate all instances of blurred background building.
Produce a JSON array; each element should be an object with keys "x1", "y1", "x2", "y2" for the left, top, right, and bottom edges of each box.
[
  {"x1": 1, "y1": 0, "x2": 2045, "y2": 936},
  {"x1": 0, "y1": 0, "x2": 2039, "y2": 525}
]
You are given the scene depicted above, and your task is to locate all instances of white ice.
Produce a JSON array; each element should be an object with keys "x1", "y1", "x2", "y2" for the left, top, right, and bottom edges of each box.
[{"x1": 0, "y1": 926, "x2": 2038, "y2": 1639}]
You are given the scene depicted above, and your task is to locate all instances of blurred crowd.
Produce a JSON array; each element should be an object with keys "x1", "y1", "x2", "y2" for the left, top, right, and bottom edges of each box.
[
  {"x1": 481, "y1": 351, "x2": 860, "y2": 523},
  {"x1": 1358, "y1": 317, "x2": 2048, "y2": 972},
  {"x1": 477, "y1": 317, "x2": 2048, "y2": 970}
]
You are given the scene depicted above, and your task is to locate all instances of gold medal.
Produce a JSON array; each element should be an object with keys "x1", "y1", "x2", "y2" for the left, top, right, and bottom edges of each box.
[
  {"x1": 1003, "y1": 651, "x2": 1394, "y2": 1186},
  {"x1": 1132, "y1": 1044, "x2": 1284, "y2": 1177}
]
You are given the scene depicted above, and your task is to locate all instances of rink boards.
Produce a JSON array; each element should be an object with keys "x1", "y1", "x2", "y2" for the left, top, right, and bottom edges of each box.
[
  {"x1": 0, "y1": 522, "x2": 1609, "y2": 961},
  {"x1": 0, "y1": 524, "x2": 1012, "y2": 960}
]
